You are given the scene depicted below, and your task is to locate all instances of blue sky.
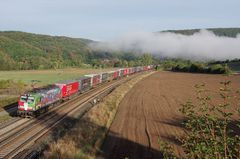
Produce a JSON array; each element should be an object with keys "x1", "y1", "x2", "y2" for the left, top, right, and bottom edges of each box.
[{"x1": 0, "y1": 0, "x2": 239, "y2": 40}]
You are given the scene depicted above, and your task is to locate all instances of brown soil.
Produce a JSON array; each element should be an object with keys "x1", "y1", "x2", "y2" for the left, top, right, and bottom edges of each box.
[{"x1": 98, "y1": 71, "x2": 240, "y2": 159}]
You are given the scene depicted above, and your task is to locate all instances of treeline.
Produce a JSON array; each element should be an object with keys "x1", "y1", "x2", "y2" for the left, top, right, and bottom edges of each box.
[
  {"x1": 0, "y1": 31, "x2": 154, "y2": 70},
  {"x1": 163, "y1": 28, "x2": 240, "y2": 37},
  {"x1": 209, "y1": 58, "x2": 240, "y2": 72},
  {"x1": 89, "y1": 52, "x2": 153, "y2": 68},
  {"x1": 161, "y1": 59, "x2": 231, "y2": 74},
  {"x1": 0, "y1": 31, "x2": 92, "y2": 70}
]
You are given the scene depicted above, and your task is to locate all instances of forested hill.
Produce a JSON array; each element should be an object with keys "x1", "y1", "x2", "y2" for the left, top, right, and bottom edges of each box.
[
  {"x1": 162, "y1": 28, "x2": 240, "y2": 37},
  {"x1": 0, "y1": 31, "x2": 154, "y2": 70},
  {"x1": 0, "y1": 31, "x2": 95, "y2": 70},
  {"x1": 0, "y1": 28, "x2": 240, "y2": 70}
]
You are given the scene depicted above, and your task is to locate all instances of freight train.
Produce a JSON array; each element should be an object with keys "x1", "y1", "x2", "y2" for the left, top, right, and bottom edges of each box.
[{"x1": 17, "y1": 66, "x2": 154, "y2": 117}]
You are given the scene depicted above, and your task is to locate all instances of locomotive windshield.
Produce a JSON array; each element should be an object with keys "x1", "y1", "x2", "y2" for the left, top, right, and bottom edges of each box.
[
  {"x1": 20, "y1": 96, "x2": 34, "y2": 103},
  {"x1": 27, "y1": 97, "x2": 35, "y2": 103},
  {"x1": 20, "y1": 96, "x2": 27, "y2": 102}
]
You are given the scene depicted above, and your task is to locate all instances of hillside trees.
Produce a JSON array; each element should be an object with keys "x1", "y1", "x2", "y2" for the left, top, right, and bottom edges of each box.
[
  {"x1": 0, "y1": 50, "x2": 15, "y2": 70},
  {"x1": 0, "y1": 32, "x2": 156, "y2": 70},
  {"x1": 141, "y1": 53, "x2": 153, "y2": 66},
  {"x1": 161, "y1": 59, "x2": 231, "y2": 74}
]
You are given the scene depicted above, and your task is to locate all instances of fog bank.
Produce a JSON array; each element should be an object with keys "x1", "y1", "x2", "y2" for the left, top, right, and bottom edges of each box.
[{"x1": 90, "y1": 30, "x2": 240, "y2": 61}]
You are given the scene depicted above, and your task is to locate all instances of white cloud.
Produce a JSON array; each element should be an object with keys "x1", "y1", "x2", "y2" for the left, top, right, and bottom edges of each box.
[{"x1": 91, "y1": 30, "x2": 240, "y2": 61}]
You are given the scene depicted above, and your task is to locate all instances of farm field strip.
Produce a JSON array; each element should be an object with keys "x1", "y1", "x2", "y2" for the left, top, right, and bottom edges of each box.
[
  {"x1": 0, "y1": 68, "x2": 117, "y2": 85},
  {"x1": 0, "y1": 72, "x2": 144, "y2": 158},
  {"x1": 100, "y1": 71, "x2": 240, "y2": 159}
]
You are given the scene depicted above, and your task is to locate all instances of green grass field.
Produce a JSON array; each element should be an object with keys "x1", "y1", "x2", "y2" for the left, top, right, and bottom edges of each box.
[{"x1": 0, "y1": 68, "x2": 115, "y2": 86}]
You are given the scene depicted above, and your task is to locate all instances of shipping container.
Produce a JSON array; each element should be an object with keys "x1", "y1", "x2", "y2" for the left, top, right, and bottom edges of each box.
[
  {"x1": 84, "y1": 74, "x2": 101, "y2": 87},
  {"x1": 128, "y1": 68, "x2": 133, "y2": 74},
  {"x1": 55, "y1": 80, "x2": 79, "y2": 99},
  {"x1": 133, "y1": 67, "x2": 137, "y2": 73},
  {"x1": 144, "y1": 66, "x2": 148, "y2": 71},
  {"x1": 147, "y1": 65, "x2": 151, "y2": 70},
  {"x1": 113, "y1": 70, "x2": 119, "y2": 79},
  {"x1": 107, "y1": 71, "x2": 115, "y2": 81},
  {"x1": 119, "y1": 69, "x2": 124, "y2": 78},
  {"x1": 101, "y1": 72, "x2": 109, "y2": 83},
  {"x1": 78, "y1": 76, "x2": 91, "y2": 93},
  {"x1": 123, "y1": 68, "x2": 129, "y2": 76},
  {"x1": 18, "y1": 85, "x2": 61, "y2": 115}
]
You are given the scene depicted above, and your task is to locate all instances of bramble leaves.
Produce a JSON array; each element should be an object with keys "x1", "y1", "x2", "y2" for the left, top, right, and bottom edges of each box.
[{"x1": 180, "y1": 81, "x2": 240, "y2": 158}]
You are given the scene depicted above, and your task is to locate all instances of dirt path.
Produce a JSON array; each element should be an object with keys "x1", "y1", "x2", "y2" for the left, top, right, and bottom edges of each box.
[{"x1": 98, "y1": 71, "x2": 240, "y2": 159}]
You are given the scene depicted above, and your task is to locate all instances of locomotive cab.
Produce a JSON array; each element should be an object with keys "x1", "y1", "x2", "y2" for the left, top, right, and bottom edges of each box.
[{"x1": 18, "y1": 94, "x2": 36, "y2": 116}]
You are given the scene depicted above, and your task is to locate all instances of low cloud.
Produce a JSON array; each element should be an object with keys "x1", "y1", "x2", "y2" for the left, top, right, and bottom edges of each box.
[{"x1": 90, "y1": 30, "x2": 240, "y2": 61}]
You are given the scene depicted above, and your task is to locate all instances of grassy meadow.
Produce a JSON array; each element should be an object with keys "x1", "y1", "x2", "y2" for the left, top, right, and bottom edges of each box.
[{"x1": 0, "y1": 68, "x2": 116, "y2": 86}]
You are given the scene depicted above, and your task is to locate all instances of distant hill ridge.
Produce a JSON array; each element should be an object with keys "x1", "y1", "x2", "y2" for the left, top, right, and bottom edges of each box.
[
  {"x1": 0, "y1": 28, "x2": 240, "y2": 70},
  {"x1": 0, "y1": 31, "x2": 94, "y2": 70},
  {"x1": 161, "y1": 28, "x2": 240, "y2": 37}
]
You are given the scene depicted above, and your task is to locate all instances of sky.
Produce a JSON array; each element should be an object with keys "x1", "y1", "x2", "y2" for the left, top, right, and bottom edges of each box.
[{"x1": 0, "y1": 0, "x2": 239, "y2": 41}]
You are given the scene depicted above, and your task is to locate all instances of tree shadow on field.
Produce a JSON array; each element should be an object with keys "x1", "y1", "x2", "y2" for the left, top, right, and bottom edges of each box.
[
  {"x1": 41, "y1": 114, "x2": 164, "y2": 159},
  {"x1": 98, "y1": 131, "x2": 164, "y2": 159},
  {"x1": 157, "y1": 117, "x2": 188, "y2": 129}
]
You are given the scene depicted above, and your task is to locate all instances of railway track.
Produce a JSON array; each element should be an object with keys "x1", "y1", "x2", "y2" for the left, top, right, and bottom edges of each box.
[
  {"x1": 0, "y1": 73, "x2": 141, "y2": 159},
  {"x1": 0, "y1": 78, "x2": 115, "y2": 139},
  {"x1": 0, "y1": 117, "x2": 22, "y2": 130}
]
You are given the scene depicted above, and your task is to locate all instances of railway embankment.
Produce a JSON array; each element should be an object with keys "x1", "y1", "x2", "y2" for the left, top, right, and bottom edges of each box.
[{"x1": 43, "y1": 72, "x2": 154, "y2": 158}]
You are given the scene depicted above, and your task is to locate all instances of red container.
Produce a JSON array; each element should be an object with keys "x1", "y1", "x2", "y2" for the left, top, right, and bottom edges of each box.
[
  {"x1": 113, "y1": 71, "x2": 119, "y2": 79},
  {"x1": 129, "y1": 68, "x2": 133, "y2": 74},
  {"x1": 55, "y1": 81, "x2": 79, "y2": 98},
  {"x1": 93, "y1": 74, "x2": 101, "y2": 86},
  {"x1": 123, "y1": 68, "x2": 129, "y2": 76},
  {"x1": 144, "y1": 66, "x2": 148, "y2": 71},
  {"x1": 85, "y1": 74, "x2": 101, "y2": 87}
]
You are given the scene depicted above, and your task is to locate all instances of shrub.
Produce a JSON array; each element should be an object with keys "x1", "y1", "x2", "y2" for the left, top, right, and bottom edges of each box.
[
  {"x1": 210, "y1": 64, "x2": 226, "y2": 74},
  {"x1": 169, "y1": 61, "x2": 231, "y2": 74},
  {"x1": 0, "y1": 80, "x2": 13, "y2": 89},
  {"x1": 179, "y1": 81, "x2": 240, "y2": 158}
]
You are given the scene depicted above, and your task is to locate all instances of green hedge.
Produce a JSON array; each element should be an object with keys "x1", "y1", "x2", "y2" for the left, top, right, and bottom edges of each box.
[{"x1": 171, "y1": 63, "x2": 231, "y2": 74}]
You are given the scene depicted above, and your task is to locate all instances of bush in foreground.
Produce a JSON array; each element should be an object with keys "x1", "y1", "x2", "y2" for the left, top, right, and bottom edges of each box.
[
  {"x1": 159, "y1": 81, "x2": 240, "y2": 158},
  {"x1": 179, "y1": 81, "x2": 240, "y2": 158}
]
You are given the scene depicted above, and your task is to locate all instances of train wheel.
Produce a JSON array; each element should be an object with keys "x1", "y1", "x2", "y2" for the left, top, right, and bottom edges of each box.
[{"x1": 44, "y1": 107, "x2": 49, "y2": 113}]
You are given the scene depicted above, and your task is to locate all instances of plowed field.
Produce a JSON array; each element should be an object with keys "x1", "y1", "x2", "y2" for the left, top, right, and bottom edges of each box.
[{"x1": 98, "y1": 71, "x2": 240, "y2": 159}]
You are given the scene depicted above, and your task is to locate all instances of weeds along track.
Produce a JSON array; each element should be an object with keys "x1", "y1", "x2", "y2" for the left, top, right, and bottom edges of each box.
[{"x1": 0, "y1": 73, "x2": 143, "y2": 159}]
